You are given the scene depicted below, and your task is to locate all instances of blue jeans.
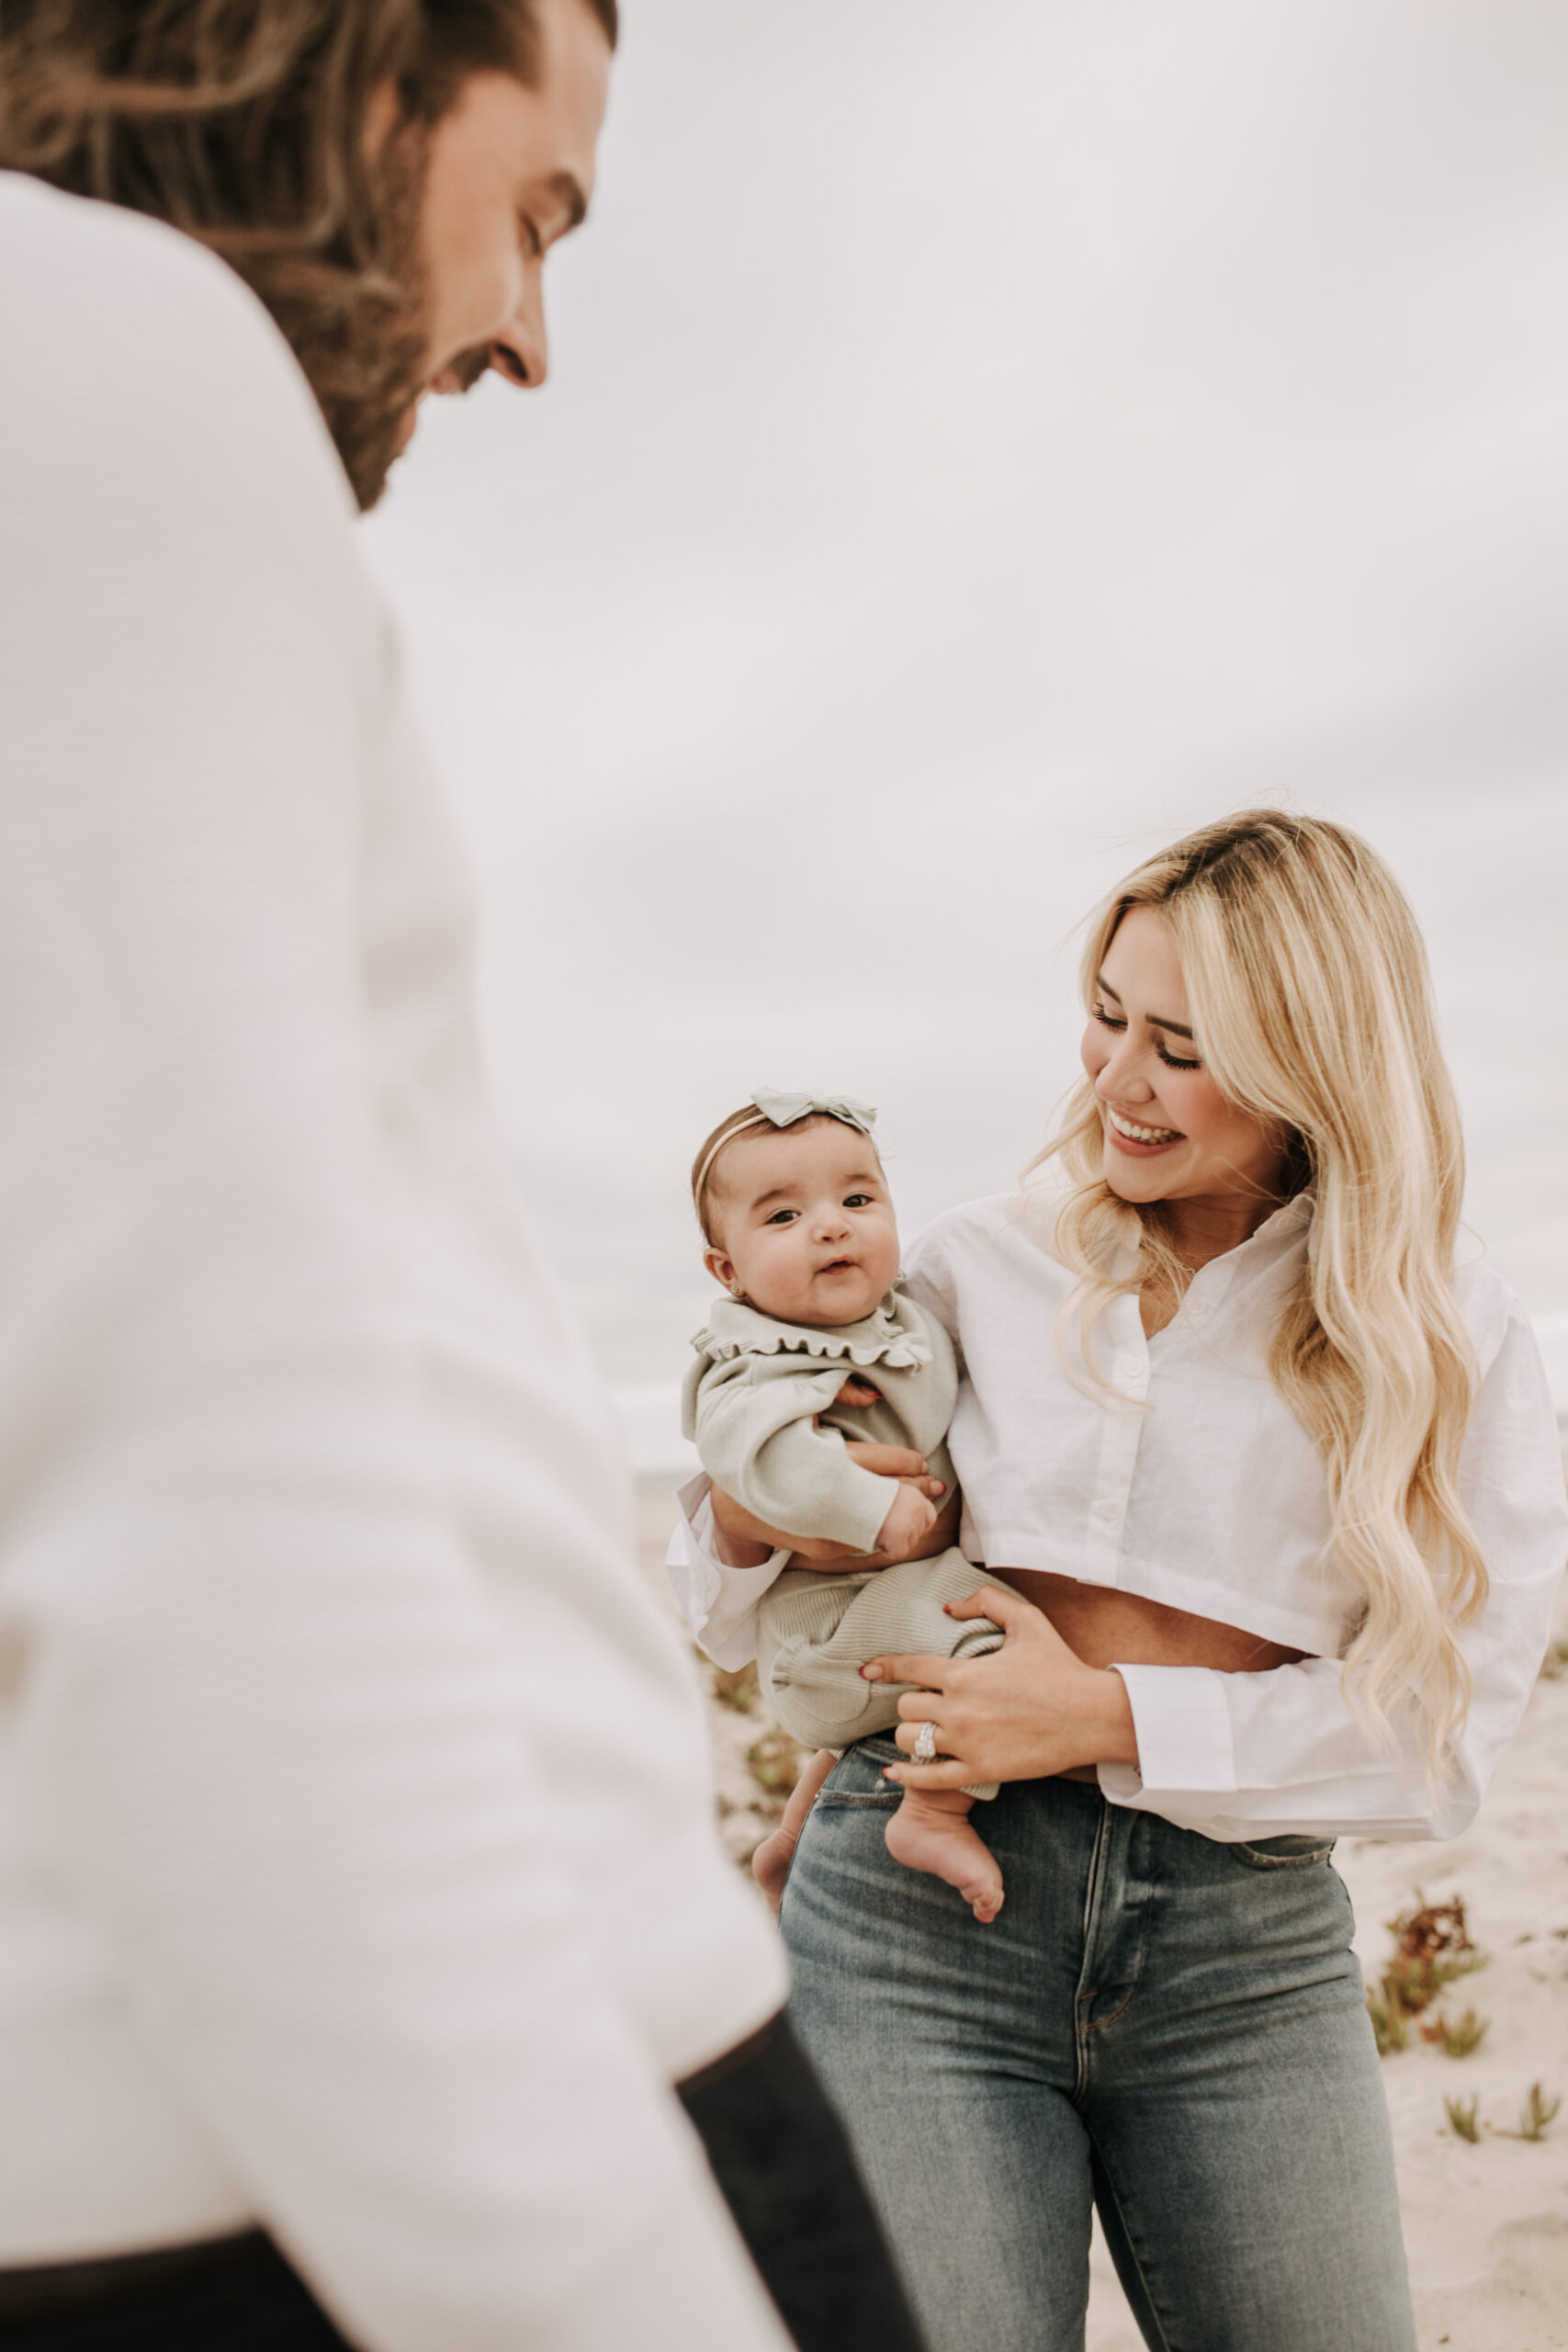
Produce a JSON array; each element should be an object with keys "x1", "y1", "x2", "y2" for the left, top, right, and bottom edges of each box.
[{"x1": 782, "y1": 1739, "x2": 1416, "y2": 2352}]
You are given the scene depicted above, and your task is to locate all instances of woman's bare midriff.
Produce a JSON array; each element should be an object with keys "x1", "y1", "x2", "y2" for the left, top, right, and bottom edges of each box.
[{"x1": 987, "y1": 1567, "x2": 1307, "y2": 1783}]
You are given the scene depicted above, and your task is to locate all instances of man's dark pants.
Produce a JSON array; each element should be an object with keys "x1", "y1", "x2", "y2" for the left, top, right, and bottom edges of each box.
[{"x1": 0, "y1": 2017, "x2": 923, "y2": 2352}]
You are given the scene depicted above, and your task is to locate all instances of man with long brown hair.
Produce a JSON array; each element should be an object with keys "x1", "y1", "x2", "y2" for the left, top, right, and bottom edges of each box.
[{"x1": 0, "y1": 6, "x2": 923, "y2": 2347}]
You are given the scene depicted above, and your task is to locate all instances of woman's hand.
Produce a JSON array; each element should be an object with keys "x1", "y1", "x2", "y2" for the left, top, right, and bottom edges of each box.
[
  {"x1": 709, "y1": 1443, "x2": 953, "y2": 1573},
  {"x1": 864, "y1": 1584, "x2": 1141, "y2": 1786}
]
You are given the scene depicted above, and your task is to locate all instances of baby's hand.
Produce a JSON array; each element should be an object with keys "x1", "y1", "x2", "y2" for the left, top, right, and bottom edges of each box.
[{"x1": 875, "y1": 1481, "x2": 939, "y2": 1563}]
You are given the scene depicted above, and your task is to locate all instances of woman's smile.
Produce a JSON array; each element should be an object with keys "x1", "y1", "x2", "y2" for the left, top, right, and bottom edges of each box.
[{"x1": 1105, "y1": 1104, "x2": 1184, "y2": 1153}]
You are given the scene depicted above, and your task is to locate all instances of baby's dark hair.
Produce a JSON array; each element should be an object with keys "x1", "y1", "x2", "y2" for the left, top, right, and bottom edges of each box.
[{"x1": 692, "y1": 1105, "x2": 866, "y2": 1247}]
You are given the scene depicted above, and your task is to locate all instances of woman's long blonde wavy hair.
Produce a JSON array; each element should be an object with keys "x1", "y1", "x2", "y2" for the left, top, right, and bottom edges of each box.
[{"x1": 1032, "y1": 809, "x2": 1486, "y2": 1772}]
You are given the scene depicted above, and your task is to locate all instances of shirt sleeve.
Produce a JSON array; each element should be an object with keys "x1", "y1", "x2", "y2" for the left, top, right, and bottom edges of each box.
[
  {"x1": 691, "y1": 1354, "x2": 897, "y2": 1554},
  {"x1": 1100, "y1": 1302, "x2": 1567, "y2": 1841},
  {"x1": 666, "y1": 1476, "x2": 793, "y2": 1668},
  {"x1": 899, "y1": 1227, "x2": 963, "y2": 1362},
  {"x1": 0, "y1": 208, "x2": 787, "y2": 2352}
]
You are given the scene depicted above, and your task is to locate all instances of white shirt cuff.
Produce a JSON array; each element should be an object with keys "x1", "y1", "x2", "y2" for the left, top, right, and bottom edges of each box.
[
  {"x1": 664, "y1": 1476, "x2": 790, "y2": 1671},
  {"x1": 538, "y1": 2133, "x2": 795, "y2": 2352},
  {"x1": 1100, "y1": 1663, "x2": 1237, "y2": 1797}
]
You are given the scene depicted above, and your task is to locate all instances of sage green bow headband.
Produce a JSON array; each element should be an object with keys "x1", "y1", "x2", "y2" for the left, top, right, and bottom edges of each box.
[
  {"x1": 750, "y1": 1086, "x2": 876, "y2": 1136},
  {"x1": 695, "y1": 1087, "x2": 878, "y2": 1198}
]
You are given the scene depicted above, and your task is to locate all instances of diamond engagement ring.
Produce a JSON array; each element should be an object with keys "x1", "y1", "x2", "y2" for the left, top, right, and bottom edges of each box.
[{"x1": 912, "y1": 1720, "x2": 940, "y2": 1765}]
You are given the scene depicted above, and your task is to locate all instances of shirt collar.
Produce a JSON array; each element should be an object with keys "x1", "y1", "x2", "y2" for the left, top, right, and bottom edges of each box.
[{"x1": 1185, "y1": 1184, "x2": 1314, "y2": 1309}]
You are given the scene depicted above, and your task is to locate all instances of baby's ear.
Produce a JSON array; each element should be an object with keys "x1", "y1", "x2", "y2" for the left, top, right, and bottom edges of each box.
[{"x1": 703, "y1": 1245, "x2": 737, "y2": 1293}]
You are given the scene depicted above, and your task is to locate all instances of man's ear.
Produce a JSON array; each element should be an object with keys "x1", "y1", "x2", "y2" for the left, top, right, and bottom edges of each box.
[
  {"x1": 362, "y1": 75, "x2": 401, "y2": 164},
  {"x1": 704, "y1": 1246, "x2": 739, "y2": 1294}
]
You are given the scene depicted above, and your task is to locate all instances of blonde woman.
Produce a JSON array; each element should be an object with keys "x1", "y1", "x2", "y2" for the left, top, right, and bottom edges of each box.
[{"x1": 671, "y1": 811, "x2": 1567, "y2": 2352}]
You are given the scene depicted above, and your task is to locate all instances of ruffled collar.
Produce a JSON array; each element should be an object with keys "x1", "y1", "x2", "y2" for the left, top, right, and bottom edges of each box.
[{"x1": 690, "y1": 1286, "x2": 932, "y2": 1372}]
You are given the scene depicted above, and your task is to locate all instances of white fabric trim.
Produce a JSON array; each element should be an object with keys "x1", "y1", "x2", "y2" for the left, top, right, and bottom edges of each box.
[
  {"x1": 1102, "y1": 1664, "x2": 1238, "y2": 1795},
  {"x1": 667, "y1": 1476, "x2": 791, "y2": 1669}
]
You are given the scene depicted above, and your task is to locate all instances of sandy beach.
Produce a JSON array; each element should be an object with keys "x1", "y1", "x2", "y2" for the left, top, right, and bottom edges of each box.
[{"x1": 637, "y1": 1485, "x2": 1568, "y2": 2351}]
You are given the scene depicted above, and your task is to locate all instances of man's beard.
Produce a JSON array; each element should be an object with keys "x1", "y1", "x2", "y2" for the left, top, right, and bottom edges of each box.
[{"x1": 276, "y1": 122, "x2": 438, "y2": 514}]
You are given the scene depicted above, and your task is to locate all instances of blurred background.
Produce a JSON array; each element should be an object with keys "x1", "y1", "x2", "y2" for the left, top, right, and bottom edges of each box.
[{"x1": 362, "y1": 0, "x2": 1568, "y2": 1472}]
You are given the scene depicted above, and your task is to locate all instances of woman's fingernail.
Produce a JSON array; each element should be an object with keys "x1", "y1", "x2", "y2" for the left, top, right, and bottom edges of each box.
[
  {"x1": 942, "y1": 1603, "x2": 953, "y2": 1615},
  {"x1": 861, "y1": 1664, "x2": 882, "y2": 1680},
  {"x1": 931, "y1": 1480, "x2": 946, "y2": 1495}
]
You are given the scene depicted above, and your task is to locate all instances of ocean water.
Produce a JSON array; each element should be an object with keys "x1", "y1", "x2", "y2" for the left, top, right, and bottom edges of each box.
[{"x1": 360, "y1": 0, "x2": 1568, "y2": 1464}]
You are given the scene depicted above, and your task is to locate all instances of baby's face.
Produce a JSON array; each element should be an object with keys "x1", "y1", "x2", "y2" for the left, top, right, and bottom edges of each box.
[{"x1": 705, "y1": 1119, "x2": 901, "y2": 1327}]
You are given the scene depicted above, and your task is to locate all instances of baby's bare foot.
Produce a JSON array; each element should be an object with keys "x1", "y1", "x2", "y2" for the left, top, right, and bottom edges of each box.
[
  {"x1": 751, "y1": 1747, "x2": 837, "y2": 1917},
  {"x1": 885, "y1": 1788, "x2": 1004, "y2": 1923}
]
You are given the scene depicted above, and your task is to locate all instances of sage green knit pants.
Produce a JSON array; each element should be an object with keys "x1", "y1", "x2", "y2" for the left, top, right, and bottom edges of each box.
[{"x1": 756, "y1": 1549, "x2": 1002, "y2": 1797}]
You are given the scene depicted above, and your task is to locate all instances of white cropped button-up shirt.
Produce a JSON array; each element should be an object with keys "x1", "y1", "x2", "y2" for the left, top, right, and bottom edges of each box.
[{"x1": 668, "y1": 1190, "x2": 1567, "y2": 1844}]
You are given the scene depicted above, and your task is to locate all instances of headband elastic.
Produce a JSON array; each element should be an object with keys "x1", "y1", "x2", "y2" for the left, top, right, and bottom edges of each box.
[{"x1": 694, "y1": 1086, "x2": 878, "y2": 1202}]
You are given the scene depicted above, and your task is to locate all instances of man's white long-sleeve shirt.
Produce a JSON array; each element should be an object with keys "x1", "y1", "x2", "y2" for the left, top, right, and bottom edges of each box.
[{"x1": 0, "y1": 175, "x2": 788, "y2": 2351}]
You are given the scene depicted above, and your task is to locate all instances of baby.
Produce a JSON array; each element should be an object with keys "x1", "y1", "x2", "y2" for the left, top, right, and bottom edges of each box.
[{"x1": 682, "y1": 1088, "x2": 1005, "y2": 1922}]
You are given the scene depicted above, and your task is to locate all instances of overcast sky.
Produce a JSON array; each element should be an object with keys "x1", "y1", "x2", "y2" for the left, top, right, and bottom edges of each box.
[{"x1": 362, "y1": 0, "x2": 1568, "y2": 1412}]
